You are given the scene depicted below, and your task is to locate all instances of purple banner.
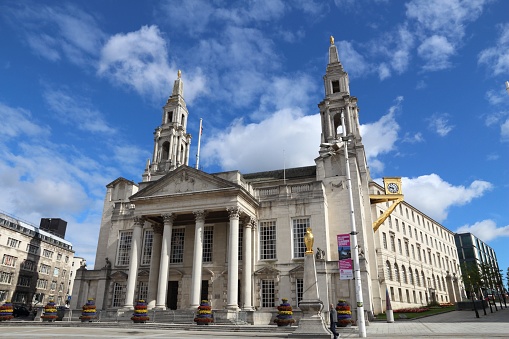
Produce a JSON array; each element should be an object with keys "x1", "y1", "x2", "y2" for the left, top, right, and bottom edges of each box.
[{"x1": 337, "y1": 234, "x2": 353, "y2": 280}]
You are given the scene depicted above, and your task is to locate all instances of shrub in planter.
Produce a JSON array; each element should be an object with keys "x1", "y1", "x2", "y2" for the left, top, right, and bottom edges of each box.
[
  {"x1": 194, "y1": 300, "x2": 213, "y2": 325},
  {"x1": 274, "y1": 298, "x2": 295, "y2": 326},
  {"x1": 41, "y1": 300, "x2": 58, "y2": 322},
  {"x1": 336, "y1": 299, "x2": 352, "y2": 327},
  {"x1": 131, "y1": 299, "x2": 149, "y2": 323},
  {"x1": 79, "y1": 298, "x2": 97, "y2": 322},
  {"x1": 0, "y1": 301, "x2": 14, "y2": 321}
]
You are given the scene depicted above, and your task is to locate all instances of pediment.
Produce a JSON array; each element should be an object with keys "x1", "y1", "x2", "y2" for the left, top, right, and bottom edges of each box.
[
  {"x1": 131, "y1": 166, "x2": 240, "y2": 200},
  {"x1": 289, "y1": 265, "x2": 304, "y2": 275},
  {"x1": 254, "y1": 266, "x2": 280, "y2": 276},
  {"x1": 138, "y1": 269, "x2": 150, "y2": 277},
  {"x1": 110, "y1": 270, "x2": 128, "y2": 280}
]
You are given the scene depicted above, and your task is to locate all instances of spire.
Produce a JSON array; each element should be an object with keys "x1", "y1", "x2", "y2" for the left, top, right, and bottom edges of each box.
[
  {"x1": 172, "y1": 69, "x2": 184, "y2": 97},
  {"x1": 328, "y1": 35, "x2": 344, "y2": 71}
]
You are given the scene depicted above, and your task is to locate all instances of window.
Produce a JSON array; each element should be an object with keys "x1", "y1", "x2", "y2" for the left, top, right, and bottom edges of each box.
[
  {"x1": 395, "y1": 218, "x2": 399, "y2": 232},
  {"x1": 0, "y1": 272, "x2": 13, "y2": 284},
  {"x1": 116, "y1": 231, "x2": 133, "y2": 266},
  {"x1": 292, "y1": 218, "x2": 309, "y2": 258},
  {"x1": 59, "y1": 283, "x2": 64, "y2": 292},
  {"x1": 385, "y1": 261, "x2": 392, "y2": 281},
  {"x1": 57, "y1": 253, "x2": 62, "y2": 261},
  {"x1": 398, "y1": 239, "x2": 402, "y2": 254},
  {"x1": 112, "y1": 282, "x2": 126, "y2": 307},
  {"x1": 21, "y1": 260, "x2": 35, "y2": 271},
  {"x1": 238, "y1": 226, "x2": 243, "y2": 261},
  {"x1": 62, "y1": 269, "x2": 67, "y2": 278},
  {"x1": 43, "y1": 249, "x2": 54, "y2": 258},
  {"x1": 260, "y1": 221, "x2": 277, "y2": 260},
  {"x1": 2, "y1": 255, "x2": 17, "y2": 267},
  {"x1": 261, "y1": 279, "x2": 275, "y2": 307},
  {"x1": 53, "y1": 267, "x2": 60, "y2": 277},
  {"x1": 17, "y1": 275, "x2": 31, "y2": 287},
  {"x1": 141, "y1": 230, "x2": 154, "y2": 265},
  {"x1": 394, "y1": 264, "x2": 400, "y2": 282},
  {"x1": 331, "y1": 80, "x2": 340, "y2": 93},
  {"x1": 402, "y1": 223, "x2": 406, "y2": 235},
  {"x1": 26, "y1": 244, "x2": 39, "y2": 254},
  {"x1": 409, "y1": 269, "x2": 414, "y2": 285},
  {"x1": 296, "y1": 278, "x2": 303, "y2": 305},
  {"x1": 170, "y1": 228, "x2": 185, "y2": 264},
  {"x1": 202, "y1": 226, "x2": 213, "y2": 263},
  {"x1": 7, "y1": 238, "x2": 20, "y2": 248},
  {"x1": 408, "y1": 226, "x2": 412, "y2": 238},
  {"x1": 415, "y1": 229, "x2": 418, "y2": 239},
  {"x1": 389, "y1": 217, "x2": 393, "y2": 229},
  {"x1": 65, "y1": 256, "x2": 69, "y2": 263},
  {"x1": 415, "y1": 269, "x2": 420, "y2": 286},
  {"x1": 411, "y1": 245, "x2": 415, "y2": 259},
  {"x1": 39, "y1": 264, "x2": 51, "y2": 275},
  {"x1": 402, "y1": 266, "x2": 407, "y2": 284},
  {"x1": 417, "y1": 247, "x2": 422, "y2": 261},
  {"x1": 0, "y1": 290, "x2": 7, "y2": 302},
  {"x1": 405, "y1": 242, "x2": 409, "y2": 257},
  {"x1": 382, "y1": 232, "x2": 387, "y2": 249},
  {"x1": 36, "y1": 279, "x2": 48, "y2": 289},
  {"x1": 137, "y1": 281, "x2": 148, "y2": 301},
  {"x1": 390, "y1": 235, "x2": 395, "y2": 252}
]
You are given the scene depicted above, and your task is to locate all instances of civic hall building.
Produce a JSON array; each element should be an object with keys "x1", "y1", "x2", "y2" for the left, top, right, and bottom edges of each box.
[{"x1": 72, "y1": 38, "x2": 464, "y2": 323}]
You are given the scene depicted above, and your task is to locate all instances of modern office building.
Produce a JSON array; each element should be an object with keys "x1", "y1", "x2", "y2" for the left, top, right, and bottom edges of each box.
[
  {"x1": 0, "y1": 212, "x2": 74, "y2": 306},
  {"x1": 72, "y1": 38, "x2": 464, "y2": 323}
]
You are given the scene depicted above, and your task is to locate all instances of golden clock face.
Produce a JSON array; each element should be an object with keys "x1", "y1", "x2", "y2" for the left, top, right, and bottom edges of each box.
[{"x1": 387, "y1": 183, "x2": 399, "y2": 194}]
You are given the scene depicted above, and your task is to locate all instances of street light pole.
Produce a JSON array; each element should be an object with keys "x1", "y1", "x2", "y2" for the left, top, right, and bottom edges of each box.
[{"x1": 341, "y1": 109, "x2": 367, "y2": 338}]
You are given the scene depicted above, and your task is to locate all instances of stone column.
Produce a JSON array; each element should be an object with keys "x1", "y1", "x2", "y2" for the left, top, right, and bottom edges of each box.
[
  {"x1": 226, "y1": 207, "x2": 241, "y2": 310},
  {"x1": 242, "y1": 217, "x2": 255, "y2": 310},
  {"x1": 190, "y1": 210, "x2": 206, "y2": 309},
  {"x1": 147, "y1": 223, "x2": 163, "y2": 309},
  {"x1": 124, "y1": 216, "x2": 144, "y2": 309},
  {"x1": 156, "y1": 214, "x2": 174, "y2": 309}
]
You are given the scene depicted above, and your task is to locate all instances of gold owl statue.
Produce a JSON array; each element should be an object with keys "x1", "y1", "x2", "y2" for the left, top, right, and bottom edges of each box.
[{"x1": 304, "y1": 227, "x2": 314, "y2": 254}]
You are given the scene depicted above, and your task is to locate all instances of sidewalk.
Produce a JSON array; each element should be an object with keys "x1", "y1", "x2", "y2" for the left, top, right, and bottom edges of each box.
[{"x1": 341, "y1": 308, "x2": 509, "y2": 338}]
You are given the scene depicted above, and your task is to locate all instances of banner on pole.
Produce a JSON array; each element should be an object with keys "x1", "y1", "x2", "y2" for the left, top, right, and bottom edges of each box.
[{"x1": 337, "y1": 234, "x2": 353, "y2": 280}]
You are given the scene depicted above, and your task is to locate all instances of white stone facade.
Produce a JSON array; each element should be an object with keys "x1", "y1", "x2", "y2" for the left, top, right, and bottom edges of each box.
[{"x1": 71, "y1": 39, "x2": 464, "y2": 323}]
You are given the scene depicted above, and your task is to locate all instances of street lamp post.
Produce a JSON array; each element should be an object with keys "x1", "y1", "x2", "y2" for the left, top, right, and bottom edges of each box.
[{"x1": 341, "y1": 110, "x2": 367, "y2": 338}]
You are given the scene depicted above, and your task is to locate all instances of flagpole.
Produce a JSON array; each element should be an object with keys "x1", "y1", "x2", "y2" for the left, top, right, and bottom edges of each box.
[{"x1": 195, "y1": 118, "x2": 203, "y2": 170}]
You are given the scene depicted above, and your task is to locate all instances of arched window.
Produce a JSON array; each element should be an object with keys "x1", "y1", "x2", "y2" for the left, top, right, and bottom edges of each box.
[
  {"x1": 402, "y1": 266, "x2": 407, "y2": 284},
  {"x1": 161, "y1": 141, "x2": 170, "y2": 161},
  {"x1": 421, "y1": 271, "x2": 426, "y2": 288},
  {"x1": 394, "y1": 263, "x2": 400, "y2": 283},
  {"x1": 415, "y1": 269, "x2": 420, "y2": 286},
  {"x1": 385, "y1": 261, "x2": 392, "y2": 281},
  {"x1": 442, "y1": 277, "x2": 446, "y2": 292},
  {"x1": 409, "y1": 268, "x2": 414, "y2": 285}
]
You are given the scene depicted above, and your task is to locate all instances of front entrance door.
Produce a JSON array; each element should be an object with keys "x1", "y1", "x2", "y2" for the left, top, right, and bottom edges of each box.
[
  {"x1": 201, "y1": 280, "x2": 208, "y2": 301},
  {"x1": 167, "y1": 281, "x2": 178, "y2": 310}
]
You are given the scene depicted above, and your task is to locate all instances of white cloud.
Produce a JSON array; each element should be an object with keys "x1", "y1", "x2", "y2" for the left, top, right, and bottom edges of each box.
[
  {"x1": 501, "y1": 118, "x2": 509, "y2": 141},
  {"x1": 43, "y1": 88, "x2": 116, "y2": 134},
  {"x1": 428, "y1": 113, "x2": 454, "y2": 136},
  {"x1": 361, "y1": 97, "x2": 403, "y2": 172},
  {"x1": 456, "y1": 219, "x2": 509, "y2": 242},
  {"x1": 402, "y1": 174, "x2": 492, "y2": 222},
  {"x1": 478, "y1": 23, "x2": 509, "y2": 76},
  {"x1": 486, "y1": 88, "x2": 509, "y2": 106},
  {"x1": 6, "y1": 3, "x2": 105, "y2": 66},
  {"x1": 417, "y1": 35, "x2": 454, "y2": 71},
  {"x1": 403, "y1": 132, "x2": 424, "y2": 143},
  {"x1": 336, "y1": 40, "x2": 370, "y2": 78},
  {"x1": 0, "y1": 102, "x2": 47, "y2": 140},
  {"x1": 98, "y1": 25, "x2": 206, "y2": 104},
  {"x1": 202, "y1": 108, "x2": 319, "y2": 173}
]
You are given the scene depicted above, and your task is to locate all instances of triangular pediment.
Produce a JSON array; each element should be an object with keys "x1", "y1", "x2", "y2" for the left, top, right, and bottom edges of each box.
[
  {"x1": 131, "y1": 166, "x2": 241, "y2": 200},
  {"x1": 110, "y1": 270, "x2": 128, "y2": 280},
  {"x1": 254, "y1": 266, "x2": 280, "y2": 276},
  {"x1": 289, "y1": 265, "x2": 304, "y2": 275}
]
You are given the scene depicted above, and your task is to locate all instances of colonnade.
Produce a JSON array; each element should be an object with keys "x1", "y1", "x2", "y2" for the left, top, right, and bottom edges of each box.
[{"x1": 123, "y1": 207, "x2": 256, "y2": 311}]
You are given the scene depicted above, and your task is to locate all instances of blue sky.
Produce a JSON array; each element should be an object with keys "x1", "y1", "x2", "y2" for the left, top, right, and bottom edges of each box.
[{"x1": 0, "y1": 0, "x2": 508, "y2": 283}]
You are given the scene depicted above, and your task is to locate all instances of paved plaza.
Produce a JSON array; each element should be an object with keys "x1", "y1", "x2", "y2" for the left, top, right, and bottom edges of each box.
[{"x1": 1, "y1": 309, "x2": 507, "y2": 338}]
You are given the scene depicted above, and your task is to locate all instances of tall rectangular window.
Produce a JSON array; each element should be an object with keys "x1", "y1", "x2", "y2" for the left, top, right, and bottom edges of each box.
[
  {"x1": 382, "y1": 232, "x2": 387, "y2": 249},
  {"x1": 21, "y1": 260, "x2": 35, "y2": 271},
  {"x1": 26, "y1": 244, "x2": 39, "y2": 254},
  {"x1": 116, "y1": 231, "x2": 133, "y2": 266},
  {"x1": 296, "y1": 278, "x2": 303, "y2": 305},
  {"x1": 112, "y1": 282, "x2": 126, "y2": 307},
  {"x1": 42, "y1": 249, "x2": 53, "y2": 258},
  {"x1": 39, "y1": 264, "x2": 51, "y2": 275},
  {"x1": 292, "y1": 218, "x2": 309, "y2": 258},
  {"x1": 260, "y1": 221, "x2": 276, "y2": 260},
  {"x1": 17, "y1": 275, "x2": 31, "y2": 287},
  {"x1": 141, "y1": 230, "x2": 153, "y2": 265},
  {"x1": 36, "y1": 279, "x2": 48, "y2": 289},
  {"x1": 170, "y1": 228, "x2": 185, "y2": 264},
  {"x1": 398, "y1": 239, "x2": 402, "y2": 254},
  {"x1": 390, "y1": 236, "x2": 395, "y2": 252},
  {"x1": 261, "y1": 279, "x2": 275, "y2": 307},
  {"x1": 202, "y1": 226, "x2": 213, "y2": 263},
  {"x1": 7, "y1": 238, "x2": 20, "y2": 248},
  {"x1": 138, "y1": 281, "x2": 148, "y2": 301},
  {"x1": 238, "y1": 226, "x2": 243, "y2": 261}
]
